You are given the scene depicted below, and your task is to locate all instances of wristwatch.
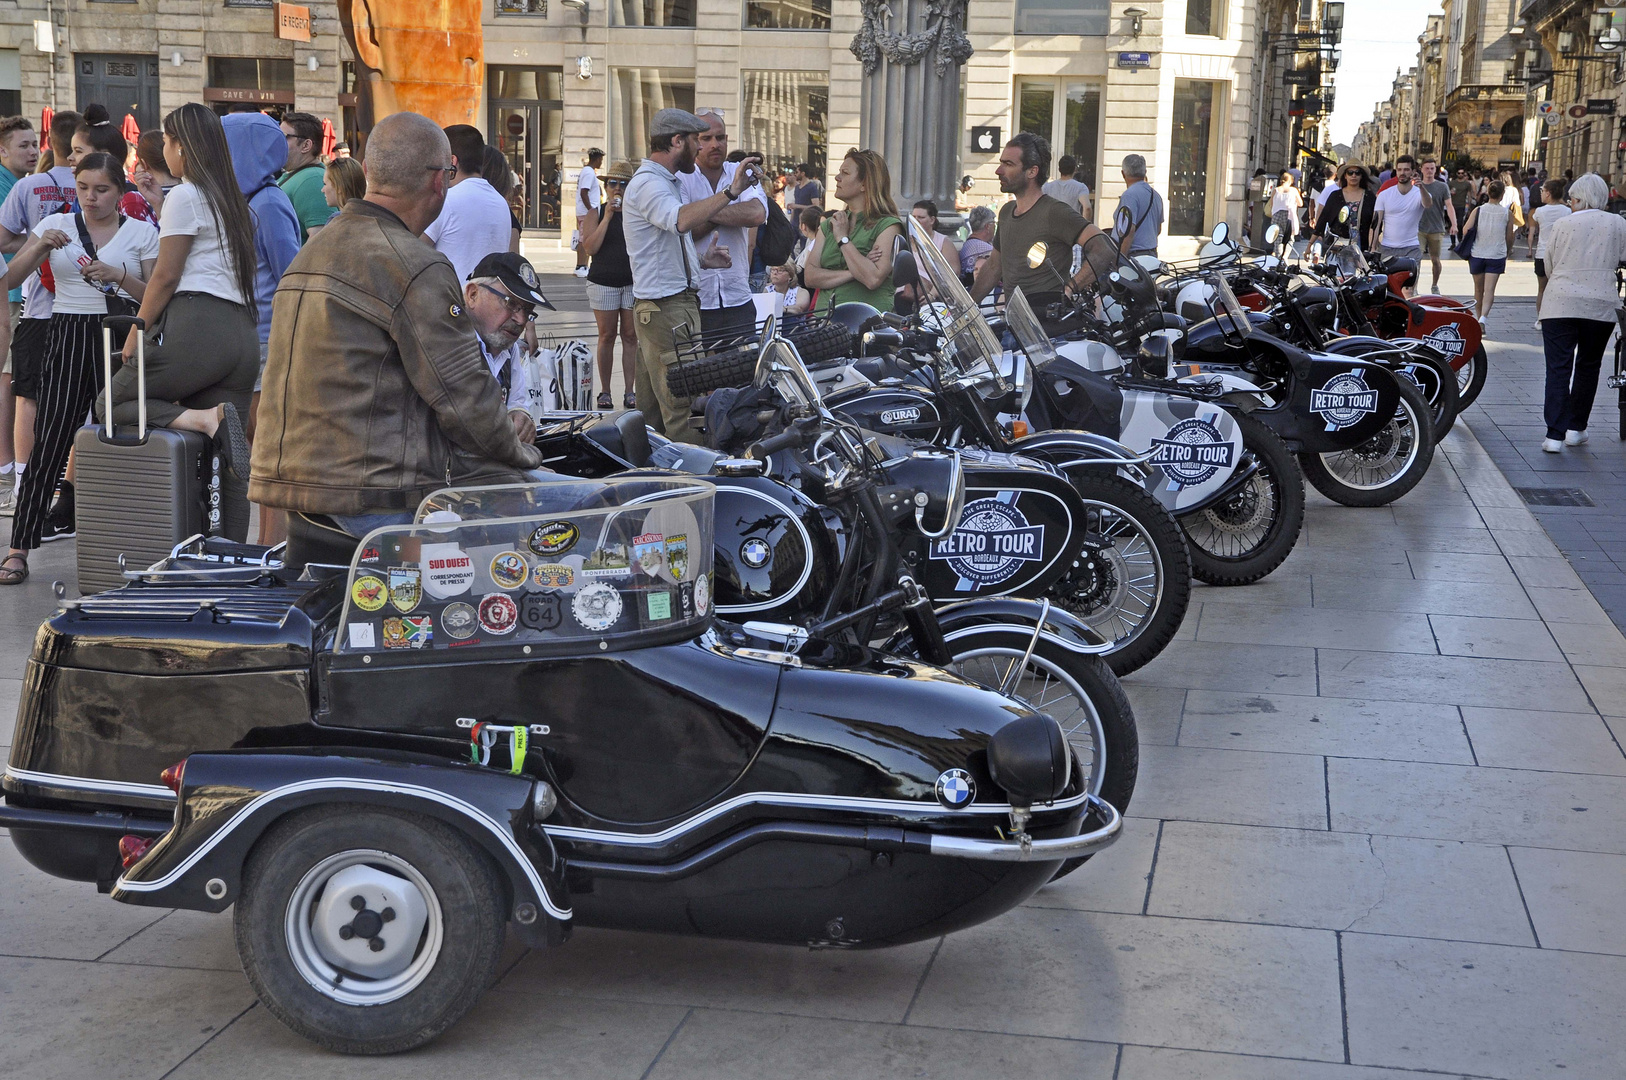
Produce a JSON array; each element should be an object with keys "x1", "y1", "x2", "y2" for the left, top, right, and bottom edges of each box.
[{"x1": 838, "y1": 236, "x2": 853, "y2": 248}]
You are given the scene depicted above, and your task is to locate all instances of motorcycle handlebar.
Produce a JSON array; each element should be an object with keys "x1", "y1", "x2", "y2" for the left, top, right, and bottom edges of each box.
[{"x1": 747, "y1": 425, "x2": 806, "y2": 460}]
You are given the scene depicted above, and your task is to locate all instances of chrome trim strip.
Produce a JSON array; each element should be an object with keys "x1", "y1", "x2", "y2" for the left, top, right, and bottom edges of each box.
[
  {"x1": 927, "y1": 794, "x2": 1121, "y2": 861},
  {"x1": 114, "y1": 777, "x2": 571, "y2": 921},
  {"x1": 942, "y1": 623, "x2": 1112, "y2": 656},
  {"x1": 542, "y1": 787, "x2": 1092, "y2": 846},
  {"x1": 713, "y1": 484, "x2": 816, "y2": 614},
  {"x1": 5, "y1": 766, "x2": 175, "y2": 801}
]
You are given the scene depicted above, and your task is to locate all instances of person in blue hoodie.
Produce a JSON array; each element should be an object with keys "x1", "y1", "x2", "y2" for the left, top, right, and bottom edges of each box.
[{"x1": 221, "y1": 111, "x2": 302, "y2": 544}]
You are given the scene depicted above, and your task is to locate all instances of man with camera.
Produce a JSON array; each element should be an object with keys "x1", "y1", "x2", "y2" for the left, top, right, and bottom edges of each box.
[
  {"x1": 681, "y1": 110, "x2": 768, "y2": 344},
  {"x1": 622, "y1": 108, "x2": 763, "y2": 443}
]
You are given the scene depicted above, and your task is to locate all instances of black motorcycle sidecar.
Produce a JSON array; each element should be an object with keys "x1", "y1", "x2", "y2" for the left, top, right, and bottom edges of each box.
[{"x1": 2, "y1": 477, "x2": 1121, "y2": 1055}]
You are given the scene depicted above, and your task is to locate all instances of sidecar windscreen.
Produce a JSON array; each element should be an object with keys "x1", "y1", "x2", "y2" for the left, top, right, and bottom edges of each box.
[
  {"x1": 337, "y1": 477, "x2": 715, "y2": 656},
  {"x1": 906, "y1": 216, "x2": 1004, "y2": 383}
]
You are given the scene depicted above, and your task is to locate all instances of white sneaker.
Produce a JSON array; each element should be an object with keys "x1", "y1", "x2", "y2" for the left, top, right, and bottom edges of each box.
[
  {"x1": 573, "y1": 266, "x2": 589, "y2": 278},
  {"x1": 1542, "y1": 438, "x2": 1564, "y2": 453},
  {"x1": 1533, "y1": 319, "x2": 1542, "y2": 331},
  {"x1": 1565, "y1": 429, "x2": 1589, "y2": 446},
  {"x1": 1431, "y1": 284, "x2": 1441, "y2": 295}
]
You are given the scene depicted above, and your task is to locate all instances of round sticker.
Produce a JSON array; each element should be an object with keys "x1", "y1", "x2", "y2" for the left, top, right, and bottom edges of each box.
[
  {"x1": 572, "y1": 582, "x2": 623, "y2": 632},
  {"x1": 478, "y1": 593, "x2": 519, "y2": 636},
  {"x1": 421, "y1": 543, "x2": 475, "y2": 599},
  {"x1": 351, "y1": 575, "x2": 387, "y2": 612},
  {"x1": 490, "y1": 551, "x2": 529, "y2": 590},
  {"x1": 693, "y1": 573, "x2": 710, "y2": 616},
  {"x1": 529, "y1": 520, "x2": 579, "y2": 556},
  {"x1": 440, "y1": 601, "x2": 478, "y2": 640}
]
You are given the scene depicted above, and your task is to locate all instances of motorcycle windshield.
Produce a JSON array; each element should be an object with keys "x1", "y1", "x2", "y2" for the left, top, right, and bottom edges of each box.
[
  {"x1": 905, "y1": 216, "x2": 1004, "y2": 384},
  {"x1": 1004, "y1": 287, "x2": 1057, "y2": 371},
  {"x1": 1326, "y1": 240, "x2": 1369, "y2": 280},
  {"x1": 1207, "y1": 272, "x2": 1253, "y2": 340}
]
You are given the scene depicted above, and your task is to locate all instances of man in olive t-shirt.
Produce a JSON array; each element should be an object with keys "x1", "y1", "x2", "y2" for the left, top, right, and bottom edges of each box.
[{"x1": 970, "y1": 133, "x2": 1107, "y2": 308}]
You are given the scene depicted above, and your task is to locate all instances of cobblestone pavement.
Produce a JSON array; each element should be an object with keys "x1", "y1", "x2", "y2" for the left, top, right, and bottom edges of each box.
[{"x1": 3, "y1": 258, "x2": 1625, "y2": 1079}]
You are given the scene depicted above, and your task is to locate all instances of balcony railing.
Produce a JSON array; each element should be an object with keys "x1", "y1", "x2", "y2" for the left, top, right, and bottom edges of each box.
[{"x1": 1445, "y1": 83, "x2": 1526, "y2": 110}]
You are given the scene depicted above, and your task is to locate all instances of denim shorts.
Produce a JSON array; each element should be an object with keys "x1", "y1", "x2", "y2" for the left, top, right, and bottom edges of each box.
[
  {"x1": 1467, "y1": 256, "x2": 1507, "y2": 276},
  {"x1": 585, "y1": 281, "x2": 635, "y2": 311}
]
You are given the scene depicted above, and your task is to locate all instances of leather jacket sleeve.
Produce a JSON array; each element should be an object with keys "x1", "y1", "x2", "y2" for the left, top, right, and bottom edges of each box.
[{"x1": 391, "y1": 261, "x2": 543, "y2": 471}]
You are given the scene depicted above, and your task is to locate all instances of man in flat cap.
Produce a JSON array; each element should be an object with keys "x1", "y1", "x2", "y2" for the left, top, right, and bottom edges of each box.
[{"x1": 622, "y1": 107, "x2": 763, "y2": 442}]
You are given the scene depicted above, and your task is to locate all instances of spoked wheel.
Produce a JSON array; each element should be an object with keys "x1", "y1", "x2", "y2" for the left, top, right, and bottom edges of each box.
[
  {"x1": 1455, "y1": 344, "x2": 1488, "y2": 411},
  {"x1": 1181, "y1": 412, "x2": 1306, "y2": 586},
  {"x1": 1051, "y1": 474, "x2": 1192, "y2": 677},
  {"x1": 1299, "y1": 376, "x2": 1435, "y2": 507},
  {"x1": 944, "y1": 630, "x2": 1137, "y2": 882},
  {"x1": 235, "y1": 807, "x2": 507, "y2": 1054},
  {"x1": 1396, "y1": 351, "x2": 1460, "y2": 443}
]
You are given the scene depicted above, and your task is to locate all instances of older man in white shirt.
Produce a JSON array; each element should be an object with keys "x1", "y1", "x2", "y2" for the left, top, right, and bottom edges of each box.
[
  {"x1": 622, "y1": 107, "x2": 763, "y2": 442},
  {"x1": 680, "y1": 110, "x2": 767, "y2": 344},
  {"x1": 463, "y1": 251, "x2": 554, "y2": 444}
]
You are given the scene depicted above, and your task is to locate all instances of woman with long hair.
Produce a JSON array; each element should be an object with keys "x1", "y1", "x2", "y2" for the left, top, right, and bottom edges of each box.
[
  {"x1": 581, "y1": 159, "x2": 638, "y2": 410},
  {"x1": 103, "y1": 102, "x2": 261, "y2": 540},
  {"x1": 131, "y1": 129, "x2": 180, "y2": 219},
  {"x1": 1313, "y1": 162, "x2": 1376, "y2": 250},
  {"x1": 803, "y1": 148, "x2": 902, "y2": 313},
  {"x1": 322, "y1": 156, "x2": 367, "y2": 212},
  {"x1": 1269, "y1": 170, "x2": 1303, "y2": 256},
  {"x1": 0, "y1": 153, "x2": 158, "y2": 584},
  {"x1": 1462, "y1": 179, "x2": 1515, "y2": 326},
  {"x1": 481, "y1": 145, "x2": 522, "y2": 253}
]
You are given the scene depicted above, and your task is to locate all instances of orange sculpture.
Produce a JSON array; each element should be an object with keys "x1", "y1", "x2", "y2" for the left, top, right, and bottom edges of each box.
[{"x1": 340, "y1": 0, "x2": 484, "y2": 128}]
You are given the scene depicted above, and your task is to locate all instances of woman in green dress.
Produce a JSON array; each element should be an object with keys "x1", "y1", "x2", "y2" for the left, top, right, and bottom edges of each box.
[{"x1": 804, "y1": 148, "x2": 903, "y2": 314}]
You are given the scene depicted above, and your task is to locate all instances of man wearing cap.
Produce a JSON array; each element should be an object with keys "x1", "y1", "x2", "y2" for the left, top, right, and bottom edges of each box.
[
  {"x1": 622, "y1": 108, "x2": 763, "y2": 442},
  {"x1": 681, "y1": 109, "x2": 767, "y2": 342},
  {"x1": 464, "y1": 251, "x2": 554, "y2": 444},
  {"x1": 575, "y1": 148, "x2": 604, "y2": 278}
]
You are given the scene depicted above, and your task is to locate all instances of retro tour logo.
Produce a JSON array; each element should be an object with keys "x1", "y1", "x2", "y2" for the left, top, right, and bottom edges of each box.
[
  {"x1": 1311, "y1": 369, "x2": 1379, "y2": 431},
  {"x1": 930, "y1": 495, "x2": 1045, "y2": 589},
  {"x1": 1148, "y1": 415, "x2": 1235, "y2": 488}
]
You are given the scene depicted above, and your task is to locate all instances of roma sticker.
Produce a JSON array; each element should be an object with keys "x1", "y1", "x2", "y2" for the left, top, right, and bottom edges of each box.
[
  {"x1": 490, "y1": 550, "x2": 529, "y2": 590},
  {"x1": 529, "y1": 520, "x2": 579, "y2": 556},
  {"x1": 351, "y1": 574, "x2": 387, "y2": 612},
  {"x1": 440, "y1": 602, "x2": 478, "y2": 640},
  {"x1": 694, "y1": 573, "x2": 711, "y2": 616},
  {"x1": 582, "y1": 542, "x2": 630, "y2": 579},
  {"x1": 420, "y1": 542, "x2": 474, "y2": 600},
  {"x1": 632, "y1": 532, "x2": 666, "y2": 578},
  {"x1": 381, "y1": 617, "x2": 409, "y2": 648},
  {"x1": 572, "y1": 582, "x2": 623, "y2": 631},
  {"x1": 478, "y1": 593, "x2": 519, "y2": 635},
  {"x1": 664, "y1": 534, "x2": 688, "y2": 581},
  {"x1": 389, "y1": 566, "x2": 422, "y2": 612},
  {"x1": 531, "y1": 562, "x2": 575, "y2": 588},
  {"x1": 401, "y1": 615, "x2": 433, "y2": 648}
]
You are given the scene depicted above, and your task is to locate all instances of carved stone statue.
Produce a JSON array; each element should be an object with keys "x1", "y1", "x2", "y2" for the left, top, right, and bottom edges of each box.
[{"x1": 850, "y1": 0, "x2": 974, "y2": 209}]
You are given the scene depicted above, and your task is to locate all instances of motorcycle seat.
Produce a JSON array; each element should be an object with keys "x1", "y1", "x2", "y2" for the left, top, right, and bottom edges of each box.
[{"x1": 582, "y1": 410, "x2": 653, "y2": 468}]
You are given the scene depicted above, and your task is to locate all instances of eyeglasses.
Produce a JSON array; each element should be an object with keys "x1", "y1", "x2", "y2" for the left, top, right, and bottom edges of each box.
[
  {"x1": 478, "y1": 283, "x2": 537, "y2": 322},
  {"x1": 427, "y1": 165, "x2": 457, "y2": 180}
]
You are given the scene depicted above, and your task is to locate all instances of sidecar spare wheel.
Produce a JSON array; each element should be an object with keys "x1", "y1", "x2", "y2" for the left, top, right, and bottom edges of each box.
[{"x1": 235, "y1": 807, "x2": 506, "y2": 1055}]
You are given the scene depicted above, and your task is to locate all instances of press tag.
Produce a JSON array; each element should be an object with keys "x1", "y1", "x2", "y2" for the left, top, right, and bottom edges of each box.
[{"x1": 509, "y1": 726, "x2": 528, "y2": 775}]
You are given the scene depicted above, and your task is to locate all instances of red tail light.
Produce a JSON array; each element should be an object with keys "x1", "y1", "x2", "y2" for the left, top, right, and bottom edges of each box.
[
  {"x1": 119, "y1": 834, "x2": 153, "y2": 869},
  {"x1": 160, "y1": 761, "x2": 185, "y2": 793}
]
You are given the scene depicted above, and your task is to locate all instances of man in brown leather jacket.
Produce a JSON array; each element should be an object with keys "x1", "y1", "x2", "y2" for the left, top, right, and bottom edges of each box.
[{"x1": 250, "y1": 111, "x2": 542, "y2": 556}]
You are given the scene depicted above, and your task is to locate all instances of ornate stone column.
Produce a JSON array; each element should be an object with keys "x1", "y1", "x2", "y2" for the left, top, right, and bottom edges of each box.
[{"x1": 850, "y1": 0, "x2": 973, "y2": 208}]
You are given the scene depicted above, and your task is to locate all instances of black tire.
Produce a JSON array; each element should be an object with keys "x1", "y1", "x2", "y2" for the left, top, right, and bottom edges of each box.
[
  {"x1": 937, "y1": 632, "x2": 1137, "y2": 882},
  {"x1": 1399, "y1": 349, "x2": 1460, "y2": 443},
  {"x1": 235, "y1": 806, "x2": 507, "y2": 1055},
  {"x1": 1455, "y1": 343, "x2": 1488, "y2": 411},
  {"x1": 1049, "y1": 472, "x2": 1192, "y2": 677},
  {"x1": 1181, "y1": 411, "x2": 1306, "y2": 587},
  {"x1": 665, "y1": 319, "x2": 854, "y2": 398},
  {"x1": 1299, "y1": 374, "x2": 1435, "y2": 508}
]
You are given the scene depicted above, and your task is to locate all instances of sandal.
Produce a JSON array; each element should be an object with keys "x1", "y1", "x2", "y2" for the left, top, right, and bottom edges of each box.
[
  {"x1": 0, "y1": 551, "x2": 27, "y2": 586},
  {"x1": 624, "y1": 392, "x2": 637, "y2": 410},
  {"x1": 596, "y1": 392, "x2": 613, "y2": 410},
  {"x1": 215, "y1": 402, "x2": 252, "y2": 482}
]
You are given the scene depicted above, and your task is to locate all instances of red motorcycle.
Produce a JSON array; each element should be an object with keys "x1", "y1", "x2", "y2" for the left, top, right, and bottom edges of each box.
[{"x1": 1356, "y1": 254, "x2": 1487, "y2": 409}]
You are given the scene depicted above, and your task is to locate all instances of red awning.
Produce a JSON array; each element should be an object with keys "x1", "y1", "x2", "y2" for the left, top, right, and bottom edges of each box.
[
  {"x1": 40, "y1": 107, "x2": 52, "y2": 136},
  {"x1": 320, "y1": 117, "x2": 337, "y2": 160}
]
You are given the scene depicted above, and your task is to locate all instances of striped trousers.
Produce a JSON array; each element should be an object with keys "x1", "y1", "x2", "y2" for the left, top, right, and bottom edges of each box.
[{"x1": 9, "y1": 313, "x2": 102, "y2": 551}]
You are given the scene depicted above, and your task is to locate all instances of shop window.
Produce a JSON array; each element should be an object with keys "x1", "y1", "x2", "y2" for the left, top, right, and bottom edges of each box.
[
  {"x1": 1500, "y1": 117, "x2": 1522, "y2": 145},
  {"x1": 1187, "y1": 0, "x2": 1221, "y2": 37},
  {"x1": 742, "y1": 70, "x2": 827, "y2": 178},
  {"x1": 209, "y1": 57, "x2": 294, "y2": 92},
  {"x1": 610, "y1": 69, "x2": 695, "y2": 160},
  {"x1": 497, "y1": 0, "x2": 549, "y2": 12},
  {"x1": 1017, "y1": 79, "x2": 1103, "y2": 194},
  {"x1": 1015, "y1": 0, "x2": 1110, "y2": 35},
  {"x1": 746, "y1": 0, "x2": 830, "y2": 29},
  {"x1": 1170, "y1": 79, "x2": 1220, "y2": 235},
  {"x1": 612, "y1": 0, "x2": 694, "y2": 27},
  {"x1": 490, "y1": 67, "x2": 564, "y2": 101}
]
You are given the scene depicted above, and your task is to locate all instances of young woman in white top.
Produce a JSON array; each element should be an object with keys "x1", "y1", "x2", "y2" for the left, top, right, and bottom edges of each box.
[
  {"x1": 0, "y1": 152, "x2": 158, "y2": 584},
  {"x1": 1462, "y1": 180, "x2": 1515, "y2": 326},
  {"x1": 106, "y1": 102, "x2": 261, "y2": 540},
  {"x1": 1536, "y1": 173, "x2": 1626, "y2": 452},
  {"x1": 1528, "y1": 178, "x2": 1572, "y2": 318},
  {"x1": 1268, "y1": 171, "x2": 1303, "y2": 256}
]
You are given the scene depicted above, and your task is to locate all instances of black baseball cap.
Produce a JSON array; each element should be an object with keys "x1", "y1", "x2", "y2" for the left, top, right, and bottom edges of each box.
[{"x1": 469, "y1": 251, "x2": 555, "y2": 311}]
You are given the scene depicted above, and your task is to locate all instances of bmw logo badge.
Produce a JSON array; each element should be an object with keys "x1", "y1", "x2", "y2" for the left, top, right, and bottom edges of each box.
[
  {"x1": 739, "y1": 538, "x2": 771, "y2": 569},
  {"x1": 935, "y1": 768, "x2": 976, "y2": 810}
]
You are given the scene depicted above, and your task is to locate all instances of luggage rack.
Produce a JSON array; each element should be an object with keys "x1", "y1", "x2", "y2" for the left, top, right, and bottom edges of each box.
[{"x1": 52, "y1": 578, "x2": 319, "y2": 624}]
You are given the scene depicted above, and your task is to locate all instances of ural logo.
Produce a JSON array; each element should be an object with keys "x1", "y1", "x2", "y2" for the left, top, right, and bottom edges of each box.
[
  {"x1": 1310, "y1": 370, "x2": 1380, "y2": 431},
  {"x1": 880, "y1": 406, "x2": 922, "y2": 426},
  {"x1": 1420, "y1": 324, "x2": 1466, "y2": 359},
  {"x1": 929, "y1": 495, "x2": 1045, "y2": 590},
  {"x1": 1149, "y1": 416, "x2": 1235, "y2": 489}
]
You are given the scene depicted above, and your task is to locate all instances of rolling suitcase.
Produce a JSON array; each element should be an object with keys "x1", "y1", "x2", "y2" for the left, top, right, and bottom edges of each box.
[{"x1": 74, "y1": 315, "x2": 217, "y2": 594}]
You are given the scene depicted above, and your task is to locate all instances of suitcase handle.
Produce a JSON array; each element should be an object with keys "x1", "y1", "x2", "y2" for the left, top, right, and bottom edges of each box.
[{"x1": 101, "y1": 316, "x2": 146, "y2": 444}]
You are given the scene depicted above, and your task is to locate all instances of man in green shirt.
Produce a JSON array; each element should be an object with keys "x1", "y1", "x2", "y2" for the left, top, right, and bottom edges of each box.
[
  {"x1": 0, "y1": 116, "x2": 39, "y2": 512},
  {"x1": 278, "y1": 111, "x2": 338, "y2": 242}
]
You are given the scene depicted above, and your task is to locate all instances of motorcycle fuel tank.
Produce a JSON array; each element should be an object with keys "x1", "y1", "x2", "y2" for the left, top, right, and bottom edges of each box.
[
  {"x1": 1116, "y1": 390, "x2": 1245, "y2": 513},
  {"x1": 710, "y1": 475, "x2": 842, "y2": 620}
]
